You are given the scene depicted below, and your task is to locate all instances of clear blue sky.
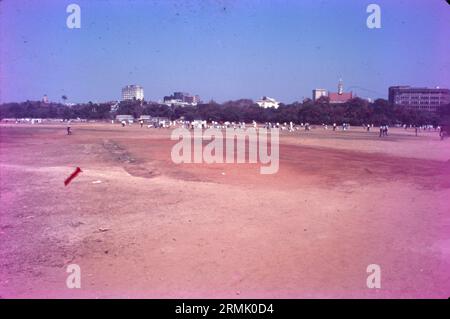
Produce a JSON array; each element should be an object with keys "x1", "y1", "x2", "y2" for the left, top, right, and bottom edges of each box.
[{"x1": 1, "y1": 0, "x2": 449, "y2": 103}]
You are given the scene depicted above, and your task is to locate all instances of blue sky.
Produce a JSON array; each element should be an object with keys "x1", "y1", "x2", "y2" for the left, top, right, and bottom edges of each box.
[{"x1": 0, "y1": 0, "x2": 449, "y2": 103}]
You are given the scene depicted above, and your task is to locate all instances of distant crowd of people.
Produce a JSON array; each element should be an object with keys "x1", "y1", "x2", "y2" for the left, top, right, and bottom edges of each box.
[{"x1": 59, "y1": 118, "x2": 448, "y2": 141}]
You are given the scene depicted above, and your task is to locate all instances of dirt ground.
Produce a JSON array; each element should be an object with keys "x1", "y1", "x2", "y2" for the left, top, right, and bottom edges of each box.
[{"x1": 0, "y1": 123, "x2": 449, "y2": 298}]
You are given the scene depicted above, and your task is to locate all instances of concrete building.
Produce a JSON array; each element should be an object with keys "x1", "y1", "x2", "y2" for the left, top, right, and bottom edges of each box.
[
  {"x1": 256, "y1": 96, "x2": 280, "y2": 109},
  {"x1": 388, "y1": 86, "x2": 450, "y2": 112},
  {"x1": 312, "y1": 89, "x2": 328, "y2": 102},
  {"x1": 163, "y1": 92, "x2": 200, "y2": 106},
  {"x1": 328, "y1": 79, "x2": 353, "y2": 104},
  {"x1": 121, "y1": 85, "x2": 144, "y2": 101}
]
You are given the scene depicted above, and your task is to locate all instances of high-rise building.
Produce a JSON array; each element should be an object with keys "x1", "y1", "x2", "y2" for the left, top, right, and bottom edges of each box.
[
  {"x1": 388, "y1": 86, "x2": 450, "y2": 112},
  {"x1": 121, "y1": 85, "x2": 144, "y2": 101},
  {"x1": 312, "y1": 89, "x2": 328, "y2": 102}
]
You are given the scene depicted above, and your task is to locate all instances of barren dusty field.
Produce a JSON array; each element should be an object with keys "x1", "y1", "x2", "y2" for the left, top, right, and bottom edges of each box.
[{"x1": 0, "y1": 123, "x2": 449, "y2": 298}]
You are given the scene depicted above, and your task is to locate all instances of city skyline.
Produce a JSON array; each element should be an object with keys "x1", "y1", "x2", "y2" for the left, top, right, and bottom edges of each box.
[{"x1": 1, "y1": 0, "x2": 449, "y2": 104}]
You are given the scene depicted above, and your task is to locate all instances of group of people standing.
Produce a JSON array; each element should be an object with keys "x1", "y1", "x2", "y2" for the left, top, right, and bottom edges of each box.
[{"x1": 379, "y1": 125, "x2": 389, "y2": 137}]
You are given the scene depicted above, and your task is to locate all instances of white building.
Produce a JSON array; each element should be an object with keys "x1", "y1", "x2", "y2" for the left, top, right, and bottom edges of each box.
[
  {"x1": 115, "y1": 114, "x2": 134, "y2": 123},
  {"x1": 162, "y1": 98, "x2": 192, "y2": 107},
  {"x1": 121, "y1": 85, "x2": 144, "y2": 101},
  {"x1": 256, "y1": 96, "x2": 280, "y2": 109},
  {"x1": 312, "y1": 89, "x2": 328, "y2": 102}
]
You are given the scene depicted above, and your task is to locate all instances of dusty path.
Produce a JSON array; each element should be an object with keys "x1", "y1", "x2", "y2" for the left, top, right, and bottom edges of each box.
[{"x1": 0, "y1": 124, "x2": 449, "y2": 298}]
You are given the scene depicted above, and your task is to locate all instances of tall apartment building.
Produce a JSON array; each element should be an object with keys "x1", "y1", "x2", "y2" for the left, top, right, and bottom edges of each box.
[
  {"x1": 121, "y1": 85, "x2": 144, "y2": 101},
  {"x1": 388, "y1": 86, "x2": 450, "y2": 112}
]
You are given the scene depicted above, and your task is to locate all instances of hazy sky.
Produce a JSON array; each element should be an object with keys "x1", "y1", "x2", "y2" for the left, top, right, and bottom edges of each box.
[{"x1": 1, "y1": 0, "x2": 449, "y2": 103}]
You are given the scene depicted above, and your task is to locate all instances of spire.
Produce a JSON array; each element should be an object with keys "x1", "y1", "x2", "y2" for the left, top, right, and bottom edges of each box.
[{"x1": 338, "y1": 78, "x2": 343, "y2": 95}]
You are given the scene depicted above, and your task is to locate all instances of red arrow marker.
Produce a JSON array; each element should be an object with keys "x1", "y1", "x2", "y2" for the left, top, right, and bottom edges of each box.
[{"x1": 64, "y1": 167, "x2": 82, "y2": 186}]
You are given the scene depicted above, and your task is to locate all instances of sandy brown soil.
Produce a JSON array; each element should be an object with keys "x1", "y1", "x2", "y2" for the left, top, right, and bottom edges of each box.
[{"x1": 0, "y1": 123, "x2": 449, "y2": 298}]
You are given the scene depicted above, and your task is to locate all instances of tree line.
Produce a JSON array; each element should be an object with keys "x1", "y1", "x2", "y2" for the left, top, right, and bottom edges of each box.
[{"x1": 0, "y1": 97, "x2": 448, "y2": 126}]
